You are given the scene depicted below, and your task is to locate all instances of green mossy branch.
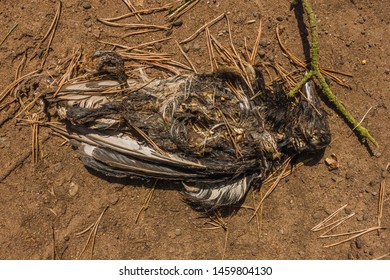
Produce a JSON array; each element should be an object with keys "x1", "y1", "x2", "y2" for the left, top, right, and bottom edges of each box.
[{"x1": 289, "y1": 0, "x2": 378, "y2": 147}]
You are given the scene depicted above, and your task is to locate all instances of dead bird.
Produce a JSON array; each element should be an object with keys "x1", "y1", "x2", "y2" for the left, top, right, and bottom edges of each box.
[{"x1": 48, "y1": 52, "x2": 331, "y2": 211}]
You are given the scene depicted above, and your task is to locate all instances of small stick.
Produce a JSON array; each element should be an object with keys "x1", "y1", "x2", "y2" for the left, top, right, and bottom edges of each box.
[
  {"x1": 0, "y1": 23, "x2": 18, "y2": 47},
  {"x1": 0, "y1": 70, "x2": 41, "y2": 103},
  {"x1": 318, "y1": 213, "x2": 356, "y2": 237},
  {"x1": 167, "y1": 0, "x2": 200, "y2": 22},
  {"x1": 374, "y1": 253, "x2": 390, "y2": 260},
  {"x1": 320, "y1": 229, "x2": 366, "y2": 239},
  {"x1": 180, "y1": 13, "x2": 225, "y2": 44}
]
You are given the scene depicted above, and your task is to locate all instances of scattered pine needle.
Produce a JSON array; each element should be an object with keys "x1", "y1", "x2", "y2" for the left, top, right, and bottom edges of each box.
[
  {"x1": 374, "y1": 252, "x2": 390, "y2": 260},
  {"x1": 76, "y1": 206, "x2": 109, "y2": 259},
  {"x1": 377, "y1": 180, "x2": 385, "y2": 232},
  {"x1": 122, "y1": 0, "x2": 142, "y2": 22},
  {"x1": 179, "y1": 13, "x2": 225, "y2": 44},
  {"x1": 323, "y1": 226, "x2": 384, "y2": 248},
  {"x1": 0, "y1": 23, "x2": 18, "y2": 47},
  {"x1": 175, "y1": 40, "x2": 197, "y2": 73},
  {"x1": 311, "y1": 204, "x2": 348, "y2": 232},
  {"x1": 250, "y1": 20, "x2": 262, "y2": 65},
  {"x1": 135, "y1": 181, "x2": 157, "y2": 224},
  {"x1": 167, "y1": 0, "x2": 200, "y2": 22},
  {"x1": 249, "y1": 157, "x2": 291, "y2": 222}
]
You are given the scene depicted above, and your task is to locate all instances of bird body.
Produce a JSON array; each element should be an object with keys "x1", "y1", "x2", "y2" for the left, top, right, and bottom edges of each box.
[{"x1": 50, "y1": 60, "x2": 331, "y2": 210}]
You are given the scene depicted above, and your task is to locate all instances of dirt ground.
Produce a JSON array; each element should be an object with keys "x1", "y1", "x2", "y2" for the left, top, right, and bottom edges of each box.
[{"x1": 0, "y1": 0, "x2": 389, "y2": 260}]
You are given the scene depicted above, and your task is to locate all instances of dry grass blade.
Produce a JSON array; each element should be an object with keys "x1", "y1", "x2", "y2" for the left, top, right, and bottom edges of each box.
[
  {"x1": 77, "y1": 206, "x2": 109, "y2": 259},
  {"x1": 15, "y1": 51, "x2": 28, "y2": 80},
  {"x1": 320, "y1": 229, "x2": 366, "y2": 239},
  {"x1": 179, "y1": 13, "x2": 225, "y2": 44},
  {"x1": 135, "y1": 181, "x2": 157, "y2": 224},
  {"x1": 0, "y1": 23, "x2": 18, "y2": 47},
  {"x1": 311, "y1": 204, "x2": 348, "y2": 231},
  {"x1": 323, "y1": 226, "x2": 385, "y2": 248},
  {"x1": 249, "y1": 158, "x2": 291, "y2": 221}
]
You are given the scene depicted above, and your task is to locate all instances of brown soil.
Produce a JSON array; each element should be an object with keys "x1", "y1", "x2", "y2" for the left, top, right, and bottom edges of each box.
[{"x1": 0, "y1": 0, "x2": 389, "y2": 260}]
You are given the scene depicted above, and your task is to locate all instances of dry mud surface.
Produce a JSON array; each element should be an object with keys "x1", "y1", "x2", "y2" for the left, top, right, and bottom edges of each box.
[{"x1": 0, "y1": 0, "x2": 389, "y2": 259}]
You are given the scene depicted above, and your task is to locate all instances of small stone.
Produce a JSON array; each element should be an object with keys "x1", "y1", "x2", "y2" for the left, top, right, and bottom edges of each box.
[
  {"x1": 345, "y1": 40, "x2": 353, "y2": 47},
  {"x1": 181, "y1": 44, "x2": 190, "y2": 53},
  {"x1": 53, "y1": 162, "x2": 63, "y2": 172},
  {"x1": 68, "y1": 182, "x2": 79, "y2": 197},
  {"x1": 355, "y1": 238, "x2": 363, "y2": 249},
  {"x1": 92, "y1": 29, "x2": 101, "y2": 38},
  {"x1": 347, "y1": 162, "x2": 354, "y2": 168},
  {"x1": 82, "y1": 2, "x2": 92, "y2": 9},
  {"x1": 344, "y1": 207, "x2": 352, "y2": 215},
  {"x1": 319, "y1": 182, "x2": 327, "y2": 188},
  {"x1": 369, "y1": 250, "x2": 374, "y2": 256},
  {"x1": 345, "y1": 170, "x2": 354, "y2": 180},
  {"x1": 172, "y1": 19, "x2": 183, "y2": 27},
  {"x1": 331, "y1": 176, "x2": 338, "y2": 182},
  {"x1": 372, "y1": 191, "x2": 377, "y2": 196},
  {"x1": 175, "y1": 229, "x2": 182, "y2": 236},
  {"x1": 385, "y1": 69, "x2": 390, "y2": 75},
  {"x1": 361, "y1": 59, "x2": 367, "y2": 65},
  {"x1": 0, "y1": 137, "x2": 11, "y2": 148},
  {"x1": 259, "y1": 41, "x2": 268, "y2": 47},
  {"x1": 258, "y1": 50, "x2": 265, "y2": 57},
  {"x1": 84, "y1": 20, "x2": 92, "y2": 28},
  {"x1": 108, "y1": 193, "x2": 119, "y2": 205},
  {"x1": 165, "y1": 29, "x2": 173, "y2": 37},
  {"x1": 357, "y1": 16, "x2": 365, "y2": 24},
  {"x1": 154, "y1": 43, "x2": 162, "y2": 51},
  {"x1": 64, "y1": 235, "x2": 70, "y2": 242},
  {"x1": 347, "y1": 252, "x2": 354, "y2": 260},
  {"x1": 192, "y1": 42, "x2": 201, "y2": 51},
  {"x1": 276, "y1": 16, "x2": 284, "y2": 22}
]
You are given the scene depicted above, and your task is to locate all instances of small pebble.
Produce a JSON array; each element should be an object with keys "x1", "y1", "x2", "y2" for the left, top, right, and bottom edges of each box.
[
  {"x1": 385, "y1": 69, "x2": 390, "y2": 75},
  {"x1": 345, "y1": 170, "x2": 354, "y2": 180},
  {"x1": 175, "y1": 229, "x2": 182, "y2": 236},
  {"x1": 68, "y1": 182, "x2": 79, "y2": 197},
  {"x1": 276, "y1": 16, "x2": 284, "y2": 22},
  {"x1": 84, "y1": 20, "x2": 92, "y2": 28},
  {"x1": 357, "y1": 16, "x2": 365, "y2": 24},
  {"x1": 258, "y1": 50, "x2": 265, "y2": 58},
  {"x1": 371, "y1": 191, "x2": 377, "y2": 196},
  {"x1": 108, "y1": 193, "x2": 119, "y2": 205},
  {"x1": 0, "y1": 137, "x2": 11, "y2": 148},
  {"x1": 192, "y1": 42, "x2": 201, "y2": 51},
  {"x1": 355, "y1": 238, "x2": 363, "y2": 249},
  {"x1": 345, "y1": 40, "x2": 353, "y2": 47},
  {"x1": 165, "y1": 29, "x2": 173, "y2": 37},
  {"x1": 319, "y1": 182, "x2": 327, "y2": 188},
  {"x1": 64, "y1": 235, "x2": 70, "y2": 242},
  {"x1": 53, "y1": 162, "x2": 63, "y2": 172},
  {"x1": 347, "y1": 252, "x2": 354, "y2": 260},
  {"x1": 172, "y1": 19, "x2": 183, "y2": 27},
  {"x1": 344, "y1": 207, "x2": 352, "y2": 215},
  {"x1": 259, "y1": 41, "x2": 268, "y2": 47},
  {"x1": 331, "y1": 176, "x2": 338, "y2": 182},
  {"x1": 361, "y1": 59, "x2": 367, "y2": 65},
  {"x1": 154, "y1": 43, "x2": 162, "y2": 51},
  {"x1": 82, "y1": 2, "x2": 92, "y2": 9}
]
